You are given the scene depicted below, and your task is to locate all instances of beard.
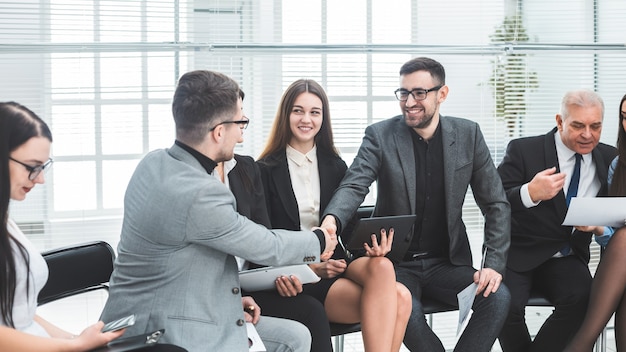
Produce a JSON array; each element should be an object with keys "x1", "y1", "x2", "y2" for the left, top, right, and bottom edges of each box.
[{"x1": 403, "y1": 109, "x2": 435, "y2": 130}]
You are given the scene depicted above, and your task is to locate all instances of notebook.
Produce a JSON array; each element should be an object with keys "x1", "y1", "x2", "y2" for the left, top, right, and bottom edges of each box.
[{"x1": 343, "y1": 214, "x2": 416, "y2": 263}]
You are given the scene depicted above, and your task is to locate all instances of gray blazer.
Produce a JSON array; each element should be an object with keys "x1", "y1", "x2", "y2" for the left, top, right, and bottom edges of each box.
[
  {"x1": 101, "y1": 144, "x2": 322, "y2": 352},
  {"x1": 323, "y1": 115, "x2": 510, "y2": 274}
]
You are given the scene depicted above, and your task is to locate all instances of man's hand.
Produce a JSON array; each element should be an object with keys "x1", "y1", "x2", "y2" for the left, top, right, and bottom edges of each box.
[
  {"x1": 574, "y1": 225, "x2": 603, "y2": 235},
  {"x1": 527, "y1": 167, "x2": 566, "y2": 203},
  {"x1": 309, "y1": 259, "x2": 347, "y2": 279},
  {"x1": 314, "y1": 217, "x2": 337, "y2": 261},
  {"x1": 473, "y1": 268, "x2": 503, "y2": 298},
  {"x1": 275, "y1": 275, "x2": 303, "y2": 297},
  {"x1": 241, "y1": 296, "x2": 261, "y2": 324}
]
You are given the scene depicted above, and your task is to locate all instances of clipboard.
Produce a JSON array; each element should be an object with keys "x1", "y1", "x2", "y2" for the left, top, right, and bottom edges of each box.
[{"x1": 239, "y1": 264, "x2": 321, "y2": 292}]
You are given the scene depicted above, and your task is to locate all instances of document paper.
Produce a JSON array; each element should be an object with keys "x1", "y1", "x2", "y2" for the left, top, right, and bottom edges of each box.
[
  {"x1": 456, "y1": 248, "x2": 487, "y2": 337},
  {"x1": 562, "y1": 197, "x2": 626, "y2": 228}
]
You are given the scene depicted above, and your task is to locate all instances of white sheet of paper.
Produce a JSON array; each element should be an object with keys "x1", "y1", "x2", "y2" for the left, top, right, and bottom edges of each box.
[
  {"x1": 562, "y1": 197, "x2": 626, "y2": 227},
  {"x1": 456, "y1": 248, "x2": 487, "y2": 338},
  {"x1": 246, "y1": 322, "x2": 267, "y2": 352},
  {"x1": 456, "y1": 282, "x2": 477, "y2": 336}
]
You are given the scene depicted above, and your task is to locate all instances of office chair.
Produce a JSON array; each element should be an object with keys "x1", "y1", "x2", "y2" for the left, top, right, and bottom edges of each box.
[{"x1": 38, "y1": 241, "x2": 187, "y2": 352}]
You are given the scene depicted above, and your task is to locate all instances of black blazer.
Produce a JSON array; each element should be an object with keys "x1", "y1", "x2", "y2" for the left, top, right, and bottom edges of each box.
[
  {"x1": 229, "y1": 154, "x2": 271, "y2": 228},
  {"x1": 497, "y1": 127, "x2": 617, "y2": 272},
  {"x1": 257, "y1": 148, "x2": 350, "y2": 258}
]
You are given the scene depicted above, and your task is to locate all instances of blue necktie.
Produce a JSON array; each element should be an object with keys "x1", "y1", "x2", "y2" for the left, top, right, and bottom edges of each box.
[
  {"x1": 561, "y1": 153, "x2": 582, "y2": 256},
  {"x1": 566, "y1": 153, "x2": 582, "y2": 206}
]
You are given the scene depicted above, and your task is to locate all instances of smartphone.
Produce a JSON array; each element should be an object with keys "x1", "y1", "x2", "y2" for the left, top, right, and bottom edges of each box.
[{"x1": 102, "y1": 314, "x2": 136, "y2": 332}]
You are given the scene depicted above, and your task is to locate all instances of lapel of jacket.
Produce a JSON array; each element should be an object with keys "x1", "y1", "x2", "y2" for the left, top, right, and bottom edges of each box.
[
  {"x1": 229, "y1": 160, "x2": 248, "y2": 213},
  {"x1": 592, "y1": 145, "x2": 610, "y2": 196},
  {"x1": 546, "y1": 127, "x2": 569, "y2": 218},
  {"x1": 394, "y1": 118, "x2": 417, "y2": 214},
  {"x1": 318, "y1": 150, "x2": 333, "y2": 214},
  {"x1": 440, "y1": 117, "x2": 458, "y2": 222},
  {"x1": 270, "y1": 152, "x2": 300, "y2": 227}
]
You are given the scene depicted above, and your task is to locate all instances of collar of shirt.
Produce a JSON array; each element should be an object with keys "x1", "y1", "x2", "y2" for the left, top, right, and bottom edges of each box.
[
  {"x1": 210, "y1": 157, "x2": 237, "y2": 188},
  {"x1": 286, "y1": 144, "x2": 317, "y2": 166},
  {"x1": 554, "y1": 132, "x2": 592, "y2": 174},
  {"x1": 175, "y1": 140, "x2": 217, "y2": 174},
  {"x1": 553, "y1": 131, "x2": 598, "y2": 197}
]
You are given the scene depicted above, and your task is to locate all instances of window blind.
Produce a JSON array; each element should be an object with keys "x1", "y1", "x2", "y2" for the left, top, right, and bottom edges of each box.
[{"x1": 2, "y1": 2, "x2": 626, "y2": 346}]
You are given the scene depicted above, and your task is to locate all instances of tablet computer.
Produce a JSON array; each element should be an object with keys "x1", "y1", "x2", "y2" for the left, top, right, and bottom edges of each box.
[
  {"x1": 343, "y1": 214, "x2": 416, "y2": 263},
  {"x1": 239, "y1": 264, "x2": 321, "y2": 292}
]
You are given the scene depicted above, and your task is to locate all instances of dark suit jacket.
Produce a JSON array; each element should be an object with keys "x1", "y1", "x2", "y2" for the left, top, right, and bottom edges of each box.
[
  {"x1": 229, "y1": 154, "x2": 271, "y2": 228},
  {"x1": 257, "y1": 148, "x2": 349, "y2": 259},
  {"x1": 322, "y1": 115, "x2": 511, "y2": 274},
  {"x1": 497, "y1": 127, "x2": 617, "y2": 272}
]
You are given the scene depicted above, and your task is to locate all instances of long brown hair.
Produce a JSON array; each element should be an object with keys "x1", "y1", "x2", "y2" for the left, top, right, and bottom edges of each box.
[
  {"x1": 258, "y1": 79, "x2": 338, "y2": 159},
  {"x1": 610, "y1": 94, "x2": 626, "y2": 196}
]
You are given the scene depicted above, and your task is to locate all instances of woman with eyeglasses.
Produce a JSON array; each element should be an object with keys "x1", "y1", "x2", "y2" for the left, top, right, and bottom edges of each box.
[
  {"x1": 0, "y1": 101, "x2": 124, "y2": 351},
  {"x1": 257, "y1": 79, "x2": 411, "y2": 352}
]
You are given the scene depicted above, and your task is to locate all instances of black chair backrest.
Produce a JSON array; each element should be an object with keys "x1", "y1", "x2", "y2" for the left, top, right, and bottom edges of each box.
[{"x1": 38, "y1": 241, "x2": 116, "y2": 306}]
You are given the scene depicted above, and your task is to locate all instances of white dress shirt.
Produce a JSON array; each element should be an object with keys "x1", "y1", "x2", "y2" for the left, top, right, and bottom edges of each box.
[
  {"x1": 286, "y1": 144, "x2": 321, "y2": 231},
  {"x1": 520, "y1": 131, "x2": 600, "y2": 208}
]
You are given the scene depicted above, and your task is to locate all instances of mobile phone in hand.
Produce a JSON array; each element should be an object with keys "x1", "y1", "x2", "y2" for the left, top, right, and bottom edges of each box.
[{"x1": 102, "y1": 314, "x2": 136, "y2": 332}]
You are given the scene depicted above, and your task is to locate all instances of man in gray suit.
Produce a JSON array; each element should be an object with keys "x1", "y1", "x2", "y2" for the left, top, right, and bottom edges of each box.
[
  {"x1": 321, "y1": 57, "x2": 511, "y2": 352},
  {"x1": 101, "y1": 70, "x2": 337, "y2": 352}
]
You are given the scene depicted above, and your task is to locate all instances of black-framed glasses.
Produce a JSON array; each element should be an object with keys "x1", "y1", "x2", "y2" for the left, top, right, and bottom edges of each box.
[
  {"x1": 9, "y1": 157, "x2": 53, "y2": 181},
  {"x1": 209, "y1": 116, "x2": 250, "y2": 131},
  {"x1": 394, "y1": 85, "x2": 443, "y2": 102}
]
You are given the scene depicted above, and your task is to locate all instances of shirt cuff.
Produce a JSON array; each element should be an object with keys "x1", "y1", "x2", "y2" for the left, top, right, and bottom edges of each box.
[
  {"x1": 594, "y1": 226, "x2": 615, "y2": 248},
  {"x1": 521, "y1": 183, "x2": 541, "y2": 208},
  {"x1": 313, "y1": 229, "x2": 325, "y2": 254}
]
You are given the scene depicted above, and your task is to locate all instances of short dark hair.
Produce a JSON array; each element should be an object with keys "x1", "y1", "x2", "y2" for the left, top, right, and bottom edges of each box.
[
  {"x1": 172, "y1": 70, "x2": 241, "y2": 144},
  {"x1": 399, "y1": 57, "x2": 446, "y2": 86}
]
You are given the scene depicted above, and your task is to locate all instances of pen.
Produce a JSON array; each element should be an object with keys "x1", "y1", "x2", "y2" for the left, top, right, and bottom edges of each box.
[{"x1": 480, "y1": 247, "x2": 487, "y2": 271}]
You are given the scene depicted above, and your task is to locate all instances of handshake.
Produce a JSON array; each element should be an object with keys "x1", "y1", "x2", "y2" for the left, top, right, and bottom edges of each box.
[{"x1": 311, "y1": 215, "x2": 339, "y2": 262}]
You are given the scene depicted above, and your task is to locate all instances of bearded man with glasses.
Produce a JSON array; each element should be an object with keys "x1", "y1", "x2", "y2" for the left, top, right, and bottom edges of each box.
[{"x1": 321, "y1": 56, "x2": 512, "y2": 352}]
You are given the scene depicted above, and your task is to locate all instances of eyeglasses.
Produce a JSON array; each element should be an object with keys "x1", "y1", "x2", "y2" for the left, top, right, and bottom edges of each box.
[
  {"x1": 9, "y1": 157, "x2": 54, "y2": 181},
  {"x1": 394, "y1": 85, "x2": 443, "y2": 102},
  {"x1": 210, "y1": 116, "x2": 250, "y2": 131}
]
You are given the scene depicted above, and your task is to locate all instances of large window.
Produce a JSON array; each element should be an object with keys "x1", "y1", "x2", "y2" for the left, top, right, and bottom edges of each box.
[
  {"x1": 2, "y1": 0, "x2": 626, "y2": 348},
  {"x1": 4, "y1": 0, "x2": 626, "y2": 280}
]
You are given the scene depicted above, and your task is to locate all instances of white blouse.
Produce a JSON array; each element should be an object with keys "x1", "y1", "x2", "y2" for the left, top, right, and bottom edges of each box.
[
  {"x1": 286, "y1": 145, "x2": 321, "y2": 231},
  {"x1": 2, "y1": 218, "x2": 49, "y2": 337}
]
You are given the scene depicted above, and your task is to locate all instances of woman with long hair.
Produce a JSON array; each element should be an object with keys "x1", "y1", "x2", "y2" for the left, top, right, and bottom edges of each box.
[
  {"x1": 565, "y1": 94, "x2": 626, "y2": 351},
  {"x1": 257, "y1": 79, "x2": 411, "y2": 352},
  {"x1": 0, "y1": 101, "x2": 123, "y2": 351}
]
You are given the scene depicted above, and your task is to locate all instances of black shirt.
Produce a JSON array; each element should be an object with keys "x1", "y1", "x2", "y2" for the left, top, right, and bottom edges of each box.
[
  {"x1": 175, "y1": 140, "x2": 217, "y2": 174},
  {"x1": 405, "y1": 124, "x2": 449, "y2": 259}
]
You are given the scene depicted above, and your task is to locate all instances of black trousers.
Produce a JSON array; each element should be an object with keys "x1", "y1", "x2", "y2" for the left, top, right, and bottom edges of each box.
[{"x1": 499, "y1": 255, "x2": 592, "y2": 352}]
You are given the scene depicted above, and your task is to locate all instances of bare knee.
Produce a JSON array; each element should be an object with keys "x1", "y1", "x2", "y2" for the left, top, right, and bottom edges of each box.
[
  {"x1": 366, "y1": 256, "x2": 395, "y2": 277},
  {"x1": 396, "y1": 282, "x2": 412, "y2": 317}
]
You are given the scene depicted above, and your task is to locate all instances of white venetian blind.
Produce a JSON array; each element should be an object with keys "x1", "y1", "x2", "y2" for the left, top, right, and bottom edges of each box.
[
  {"x1": 2, "y1": 0, "x2": 625, "y2": 263},
  {"x1": 3, "y1": 0, "x2": 626, "y2": 349}
]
